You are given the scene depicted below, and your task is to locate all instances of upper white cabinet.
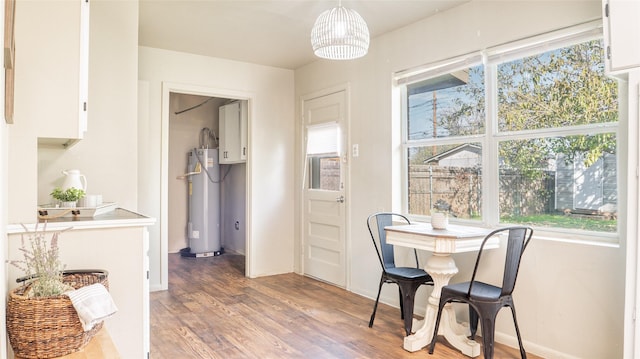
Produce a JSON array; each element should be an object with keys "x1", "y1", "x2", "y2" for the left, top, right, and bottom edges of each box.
[
  {"x1": 219, "y1": 101, "x2": 248, "y2": 164},
  {"x1": 19, "y1": 0, "x2": 90, "y2": 147},
  {"x1": 602, "y1": 0, "x2": 640, "y2": 75}
]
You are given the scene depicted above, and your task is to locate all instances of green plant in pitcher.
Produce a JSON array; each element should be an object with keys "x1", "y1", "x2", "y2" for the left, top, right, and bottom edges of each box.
[{"x1": 50, "y1": 187, "x2": 86, "y2": 202}]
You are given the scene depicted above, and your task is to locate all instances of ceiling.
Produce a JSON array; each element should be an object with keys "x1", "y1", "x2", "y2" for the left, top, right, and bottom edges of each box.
[{"x1": 138, "y1": 0, "x2": 469, "y2": 70}]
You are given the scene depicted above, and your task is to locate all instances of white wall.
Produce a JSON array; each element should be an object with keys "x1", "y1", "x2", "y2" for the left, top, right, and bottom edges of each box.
[
  {"x1": 221, "y1": 163, "x2": 247, "y2": 255},
  {"x1": 1, "y1": 1, "x2": 8, "y2": 356},
  {"x1": 1, "y1": 119, "x2": 7, "y2": 359},
  {"x1": 295, "y1": 1, "x2": 625, "y2": 358},
  {"x1": 624, "y1": 69, "x2": 640, "y2": 359},
  {"x1": 138, "y1": 47, "x2": 295, "y2": 288}
]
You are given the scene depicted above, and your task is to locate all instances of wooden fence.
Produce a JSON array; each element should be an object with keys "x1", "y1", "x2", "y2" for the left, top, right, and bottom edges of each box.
[{"x1": 409, "y1": 165, "x2": 554, "y2": 218}]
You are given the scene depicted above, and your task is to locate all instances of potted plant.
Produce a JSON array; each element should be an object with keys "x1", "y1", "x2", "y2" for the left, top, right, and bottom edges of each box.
[
  {"x1": 51, "y1": 187, "x2": 86, "y2": 208},
  {"x1": 430, "y1": 199, "x2": 452, "y2": 229},
  {"x1": 430, "y1": 210, "x2": 449, "y2": 229}
]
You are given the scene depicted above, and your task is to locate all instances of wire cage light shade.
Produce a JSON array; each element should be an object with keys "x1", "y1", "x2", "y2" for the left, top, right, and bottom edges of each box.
[{"x1": 310, "y1": 4, "x2": 370, "y2": 60}]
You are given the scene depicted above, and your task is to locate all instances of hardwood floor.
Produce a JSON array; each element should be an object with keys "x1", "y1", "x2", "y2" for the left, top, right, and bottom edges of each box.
[{"x1": 150, "y1": 253, "x2": 540, "y2": 358}]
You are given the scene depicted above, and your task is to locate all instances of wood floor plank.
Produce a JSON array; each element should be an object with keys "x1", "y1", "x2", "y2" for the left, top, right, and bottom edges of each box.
[{"x1": 150, "y1": 253, "x2": 541, "y2": 358}]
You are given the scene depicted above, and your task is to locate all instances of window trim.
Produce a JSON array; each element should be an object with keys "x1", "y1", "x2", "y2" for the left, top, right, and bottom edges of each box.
[
  {"x1": 485, "y1": 20, "x2": 602, "y2": 65},
  {"x1": 395, "y1": 53, "x2": 484, "y2": 87}
]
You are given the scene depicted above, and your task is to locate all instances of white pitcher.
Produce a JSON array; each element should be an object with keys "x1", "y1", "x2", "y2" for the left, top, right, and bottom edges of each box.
[{"x1": 61, "y1": 169, "x2": 87, "y2": 192}]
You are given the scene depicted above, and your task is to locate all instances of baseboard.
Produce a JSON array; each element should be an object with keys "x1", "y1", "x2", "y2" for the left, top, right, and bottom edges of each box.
[
  {"x1": 149, "y1": 284, "x2": 164, "y2": 292},
  {"x1": 494, "y1": 332, "x2": 581, "y2": 359}
]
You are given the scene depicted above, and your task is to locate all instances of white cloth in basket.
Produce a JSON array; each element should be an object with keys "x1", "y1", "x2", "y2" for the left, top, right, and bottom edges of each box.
[{"x1": 66, "y1": 283, "x2": 118, "y2": 331}]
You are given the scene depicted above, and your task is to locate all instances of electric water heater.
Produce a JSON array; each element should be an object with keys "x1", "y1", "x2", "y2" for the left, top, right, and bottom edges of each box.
[{"x1": 186, "y1": 148, "x2": 222, "y2": 256}]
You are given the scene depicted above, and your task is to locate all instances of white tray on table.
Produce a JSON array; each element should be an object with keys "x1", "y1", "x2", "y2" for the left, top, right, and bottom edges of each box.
[{"x1": 37, "y1": 202, "x2": 118, "y2": 219}]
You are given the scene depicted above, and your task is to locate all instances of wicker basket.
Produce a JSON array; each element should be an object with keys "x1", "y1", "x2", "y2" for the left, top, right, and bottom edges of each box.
[{"x1": 6, "y1": 270, "x2": 109, "y2": 359}]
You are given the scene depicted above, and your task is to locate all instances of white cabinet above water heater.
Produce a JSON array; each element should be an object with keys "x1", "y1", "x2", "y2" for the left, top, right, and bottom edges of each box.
[{"x1": 219, "y1": 101, "x2": 248, "y2": 164}]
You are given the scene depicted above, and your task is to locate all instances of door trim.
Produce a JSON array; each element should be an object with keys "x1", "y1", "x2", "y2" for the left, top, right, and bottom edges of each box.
[{"x1": 300, "y1": 83, "x2": 352, "y2": 290}]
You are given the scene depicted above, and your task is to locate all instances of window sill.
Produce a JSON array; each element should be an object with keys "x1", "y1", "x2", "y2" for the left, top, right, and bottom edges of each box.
[{"x1": 407, "y1": 216, "x2": 619, "y2": 248}]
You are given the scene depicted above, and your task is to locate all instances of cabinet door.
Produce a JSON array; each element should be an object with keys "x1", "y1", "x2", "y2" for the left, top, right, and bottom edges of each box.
[
  {"x1": 219, "y1": 102, "x2": 240, "y2": 163},
  {"x1": 20, "y1": 0, "x2": 89, "y2": 145},
  {"x1": 219, "y1": 101, "x2": 248, "y2": 164},
  {"x1": 603, "y1": 0, "x2": 640, "y2": 74},
  {"x1": 238, "y1": 100, "x2": 248, "y2": 162},
  {"x1": 78, "y1": 0, "x2": 90, "y2": 136}
]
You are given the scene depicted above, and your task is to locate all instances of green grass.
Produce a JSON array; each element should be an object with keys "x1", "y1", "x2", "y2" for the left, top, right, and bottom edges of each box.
[{"x1": 501, "y1": 213, "x2": 617, "y2": 232}]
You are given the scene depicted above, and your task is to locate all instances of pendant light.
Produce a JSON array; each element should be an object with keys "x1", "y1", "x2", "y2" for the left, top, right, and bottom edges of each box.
[{"x1": 310, "y1": 1, "x2": 370, "y2": 60}]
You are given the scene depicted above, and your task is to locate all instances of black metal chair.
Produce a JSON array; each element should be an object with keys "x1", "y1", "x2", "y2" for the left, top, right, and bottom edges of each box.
[
  {"x1": 367, "y1": 212, "x2": 434, "y2": 336},
  {"x1": 428, "y1": 226, "x2": 533, "y2": 359}
]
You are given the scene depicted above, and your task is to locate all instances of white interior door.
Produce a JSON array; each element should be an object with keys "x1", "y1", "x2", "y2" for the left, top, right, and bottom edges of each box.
[{"x1": 302, "y1": 90, "x2": 348, "y2": 287}]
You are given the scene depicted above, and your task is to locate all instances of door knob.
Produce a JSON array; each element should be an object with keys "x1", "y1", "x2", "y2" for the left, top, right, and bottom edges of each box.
[{"x1": 336, "y1": 195, "x2": 345, "y2": 203}]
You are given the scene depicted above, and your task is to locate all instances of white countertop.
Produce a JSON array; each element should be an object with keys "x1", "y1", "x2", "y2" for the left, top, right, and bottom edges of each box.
[{"x1": 7, "y1": 208, "x2": 156, "y2": 233}]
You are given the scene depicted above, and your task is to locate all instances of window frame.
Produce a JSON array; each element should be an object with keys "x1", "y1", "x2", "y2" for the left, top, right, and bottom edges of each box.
[{"x1": 395, "y1": 20, "x2": 623, "y2": 245}]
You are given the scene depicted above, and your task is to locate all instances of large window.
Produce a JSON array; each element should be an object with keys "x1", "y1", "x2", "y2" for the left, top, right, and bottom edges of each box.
[{"x1": 398, "y1": 24, "x2": 619, "y2": 236}]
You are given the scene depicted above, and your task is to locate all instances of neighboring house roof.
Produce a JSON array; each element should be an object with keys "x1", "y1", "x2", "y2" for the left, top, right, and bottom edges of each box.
[{"x1": 423, "y1": 143, "x2": 482, "y2": 165}]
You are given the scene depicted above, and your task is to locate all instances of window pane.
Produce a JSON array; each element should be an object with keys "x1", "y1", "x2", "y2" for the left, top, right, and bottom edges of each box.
[
  {"x1": 407, "y1": 65, "x2": 485, "y2": 140},
  {"x1": 309, "y1": 156, "x2": 340, "y2": 191},
  {"x1": 407, "y1": 143, "x2": 482, "y2": 219},
  {"x1": 499, "y1": 134, "x2": 617, "y2": 232},
  {"x1": 498, "y1": 39, "x2": 618, "y2": 131}
]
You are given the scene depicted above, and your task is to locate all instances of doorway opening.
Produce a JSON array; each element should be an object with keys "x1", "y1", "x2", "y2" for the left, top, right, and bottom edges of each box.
[
  {"x1": 159, "y1": 82, "x2": 251, "y2": 290},
  {"x1": 169, "y1": 93, "x2": 246, "y2": 258}
]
